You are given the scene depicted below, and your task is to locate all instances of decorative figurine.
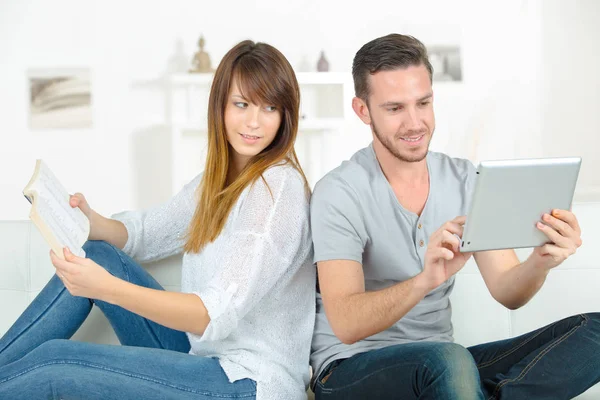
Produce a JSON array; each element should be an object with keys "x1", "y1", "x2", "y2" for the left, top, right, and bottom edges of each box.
[
  {"x1": 189, "y1": 35, "x2": 213, "y2": 73},
  {"x1": 317, "y1": 50, "x2": 330, "y2": 72}
]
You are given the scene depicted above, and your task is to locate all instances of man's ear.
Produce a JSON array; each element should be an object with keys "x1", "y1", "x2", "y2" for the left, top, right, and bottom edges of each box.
[{"x1": 352, "y1": 96, "x2": 372, "y2": 125}]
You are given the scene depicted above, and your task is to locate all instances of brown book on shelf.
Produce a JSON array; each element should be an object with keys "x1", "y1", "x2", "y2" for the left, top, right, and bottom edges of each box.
[{"x1": 23, "y1": 160, "x2": 90, "y2": 260}]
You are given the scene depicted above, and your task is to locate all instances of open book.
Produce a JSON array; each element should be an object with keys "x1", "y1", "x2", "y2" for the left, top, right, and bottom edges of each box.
[{"x1": 23, "y1": 160, "x2": 90, "y2": 259}]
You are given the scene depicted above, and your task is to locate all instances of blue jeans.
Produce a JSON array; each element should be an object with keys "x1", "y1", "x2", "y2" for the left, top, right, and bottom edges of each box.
[
  {"x1": 315, "y1": 313, "x2": 600, "y2": 400},
  {"x1": 0, "y1": 241, "x2": 256, "y2": 399}
]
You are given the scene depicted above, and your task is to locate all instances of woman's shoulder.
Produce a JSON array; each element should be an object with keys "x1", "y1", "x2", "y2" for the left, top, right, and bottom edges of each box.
[
  {"x1": 236, "y1": 162, "x2": 310, "y2": 224},
  {"x1": 261, "y1": 162, "x2": 307, "y2": 193},
  {"x1": 238, "y1": 163, "x2": 309, "y2": 209}
]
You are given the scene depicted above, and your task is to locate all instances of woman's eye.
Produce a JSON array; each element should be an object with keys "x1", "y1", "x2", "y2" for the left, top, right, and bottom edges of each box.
[
  {"x1": 265, "y1": 105, "x2": 277, "y2": 112},
  {"x1": 234, "y1": 102, "x2": 248, "y2": 109}
]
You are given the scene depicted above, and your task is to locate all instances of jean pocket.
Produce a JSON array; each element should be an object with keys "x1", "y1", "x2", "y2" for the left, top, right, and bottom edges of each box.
[
  {"x1": 316, "y1": 359, "x2": 345, "y2": 389},
  {"x1": 319, "y1": 369, "x2": 334, "y2": 385}
]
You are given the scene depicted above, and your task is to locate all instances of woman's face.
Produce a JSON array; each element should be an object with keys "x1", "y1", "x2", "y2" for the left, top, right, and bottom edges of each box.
[{"x1": 224, "y1": 79, "x2": 282, "y2": 166}]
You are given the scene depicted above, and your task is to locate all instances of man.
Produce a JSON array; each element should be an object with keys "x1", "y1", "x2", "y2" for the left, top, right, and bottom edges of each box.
[{"x1": 310, "y1": 33, "x2": 600, "y2": 399}]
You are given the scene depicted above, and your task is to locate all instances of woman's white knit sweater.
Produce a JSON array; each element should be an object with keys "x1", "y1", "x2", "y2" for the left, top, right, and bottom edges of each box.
[{"x1": 113, "y1": 164, "x2": 315, "y2": 400}]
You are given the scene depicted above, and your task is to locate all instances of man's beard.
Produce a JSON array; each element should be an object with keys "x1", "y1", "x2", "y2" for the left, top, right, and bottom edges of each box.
[{"x1": 371, "y1": 119, "x2": 430, "y2": 163}]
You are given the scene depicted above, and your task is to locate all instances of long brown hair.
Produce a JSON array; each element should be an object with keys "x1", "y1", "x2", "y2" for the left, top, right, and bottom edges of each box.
[{"x1": 184, "y1": 40, "x2": 308, "y2": 253}]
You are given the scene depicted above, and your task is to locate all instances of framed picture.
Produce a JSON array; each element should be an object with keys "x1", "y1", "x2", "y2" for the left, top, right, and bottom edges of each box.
[
  {"x1": 427, "y1": 46, "x2": 462, "y2": 82},
  {"x1": 28, "y1": 68, "x2": 92, "y2": 129}
]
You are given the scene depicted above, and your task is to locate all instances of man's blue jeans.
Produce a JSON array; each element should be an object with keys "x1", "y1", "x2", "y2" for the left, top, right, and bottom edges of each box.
[
  {"x1": 315, "y1": 313, "x2": 600, "y2": 399},
  {"x1": 0, "y1": 241, "x2": 256, "y2": 399}
]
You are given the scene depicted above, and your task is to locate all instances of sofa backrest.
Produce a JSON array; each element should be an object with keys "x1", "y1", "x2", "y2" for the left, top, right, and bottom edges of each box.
[{"x1": 2, "y1": 202, "x2": 600, "y2": 347}]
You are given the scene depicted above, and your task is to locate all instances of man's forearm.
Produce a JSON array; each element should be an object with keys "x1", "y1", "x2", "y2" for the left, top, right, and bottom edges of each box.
[
  {"x1": 491, "y1": 258, "x2": 550, "y2": 309},
  {"x1": 327, "y1": 273, "x2": 431, "y2": 344}
]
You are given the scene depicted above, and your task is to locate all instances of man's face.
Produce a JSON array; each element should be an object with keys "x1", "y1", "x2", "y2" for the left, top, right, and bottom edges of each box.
[{"x1": 358, "y1": 65, "x2": 435, "y2": 163}]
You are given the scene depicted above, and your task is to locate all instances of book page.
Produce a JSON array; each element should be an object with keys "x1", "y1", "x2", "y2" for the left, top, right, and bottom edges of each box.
[{"x1": 28, "y1": 161, "x2": 90, "y2": 257}]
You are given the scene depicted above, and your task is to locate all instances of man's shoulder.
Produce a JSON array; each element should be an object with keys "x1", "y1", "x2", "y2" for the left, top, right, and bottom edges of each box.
[
  {"x1": 428, "y1": 151, "x2": 476, "y2": 176},
  {"x1": 314, "y1": 146, "x2": 376, "y2": 198}
]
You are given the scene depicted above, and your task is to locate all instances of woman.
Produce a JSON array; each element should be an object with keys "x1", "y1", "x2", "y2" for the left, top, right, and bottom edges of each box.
[{"x1": 0, "y1": 40, "x2": 315, "y2": 399}]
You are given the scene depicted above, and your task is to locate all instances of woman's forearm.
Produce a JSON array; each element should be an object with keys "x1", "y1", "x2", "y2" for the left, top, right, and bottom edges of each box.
[
  {"x1": 104, "y1": 278, "x2": 210, "y2": 335},
  {"x1": 89, "y1": 212, "x2": 129, "y2": 249}
]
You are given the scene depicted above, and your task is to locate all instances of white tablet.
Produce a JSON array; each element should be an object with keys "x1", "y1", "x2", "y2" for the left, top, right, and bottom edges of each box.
[{"x1": 460, "y1": 157, "x2": 581, "y2": 252}]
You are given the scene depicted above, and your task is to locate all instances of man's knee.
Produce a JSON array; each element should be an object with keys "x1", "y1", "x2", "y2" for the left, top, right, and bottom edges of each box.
[
  {"x1": 428, "y1": 343, "x2": 476, "y2": 367},
  {"x1": 582, "y1": 312, "x2": 600, "y2": 333},
  {"x1": 583, "y1": 312, "x2": 600, "y2": 322},
  {"x1": 82, "y1": 240, "x2": 127, "y2": 279},
  {"x1": 425, "y1": 343, "x2": 480, "y2": 393}
]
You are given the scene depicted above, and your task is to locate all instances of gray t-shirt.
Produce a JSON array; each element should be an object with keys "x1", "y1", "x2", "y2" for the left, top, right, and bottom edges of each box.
[{"x1": 310, "y1": 143, "x2": 477, "y2": 384}]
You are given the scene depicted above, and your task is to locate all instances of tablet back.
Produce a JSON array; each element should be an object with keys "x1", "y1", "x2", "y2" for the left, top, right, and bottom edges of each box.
[{"x1": 460, "y1": 157, "x2": 581, "y2": 252}]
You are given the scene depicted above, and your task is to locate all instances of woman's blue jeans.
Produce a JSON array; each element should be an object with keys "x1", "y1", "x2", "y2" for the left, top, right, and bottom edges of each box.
[{"x1": 0, "y1": 241, "x2": 256, "y2": 399}]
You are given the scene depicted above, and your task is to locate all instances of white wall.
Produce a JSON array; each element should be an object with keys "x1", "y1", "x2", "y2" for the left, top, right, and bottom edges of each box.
[
  {"x1": 541, "y1": 0, "x2": 600, "y2": 201},
  {"x1": 1, "y1": 0, "x2": 598, "y2": 220}
]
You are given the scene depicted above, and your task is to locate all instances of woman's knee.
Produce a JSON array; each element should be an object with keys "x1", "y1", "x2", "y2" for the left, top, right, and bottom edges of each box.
[
  {"x1": 15, "y1": 340, "x2": 86, "y2": 386},
  {"x1": 82, "y1": 241, "x2": 128, "y2": 279},
  {"x1": 30, "y1": 339, "x2": 75, "y2": 361}
]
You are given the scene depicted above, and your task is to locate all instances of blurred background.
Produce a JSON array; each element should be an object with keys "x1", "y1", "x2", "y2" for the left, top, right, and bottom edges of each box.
[{"x1": 1, "y1": 0, "x2": 599, "y2": 219}]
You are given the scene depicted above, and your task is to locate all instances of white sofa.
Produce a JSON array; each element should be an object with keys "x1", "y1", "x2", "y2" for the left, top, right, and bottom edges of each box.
[{"x1": 1, "y1": 202, "x2": 600, "y2": 399}]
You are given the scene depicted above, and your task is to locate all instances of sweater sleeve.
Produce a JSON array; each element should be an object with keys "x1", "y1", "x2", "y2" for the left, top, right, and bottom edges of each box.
[
  {"x1": 111, "y1": 173, "x2": 202, "y2": 263},
  {"x1": 188, "y1": 166, "x2": 311, "y2": 343}
]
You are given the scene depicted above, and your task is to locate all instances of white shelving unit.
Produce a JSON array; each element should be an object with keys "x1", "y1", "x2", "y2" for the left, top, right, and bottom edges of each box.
[{"x1": 166, "y1": 72, "x2": 354, "y2": 193}]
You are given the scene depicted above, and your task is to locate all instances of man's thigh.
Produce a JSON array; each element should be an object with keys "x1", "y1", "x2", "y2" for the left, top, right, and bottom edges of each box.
[{"x1": 315, "y1": 342, "x2": 481, "y2": 400}]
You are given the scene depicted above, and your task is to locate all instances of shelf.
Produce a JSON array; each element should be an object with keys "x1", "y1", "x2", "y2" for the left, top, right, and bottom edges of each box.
[
  {"x1": 299, "y1": 118, "x2": 344, "y2": 130},
  {"x1": 173, "y1": 118, "x2": 343, "y2": 136},
  {"x1": 296, "y1": 72, "x2": 351, "y2": 85},
  {"x1": 169, "y1": 73, "x2": 213, "y2": 85},
  {"x1": 167, "y1": 72, "x2": 350, "y2": 86},
  {"x1": 133, "y1": 73, "x2": 461, "y2": 90},
  {"x1": 175, "y1": 125, "x2": 206, "y2": 137},
  {"x1": 165, "y1": 71, "x2": 352, "y2": 195}
]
